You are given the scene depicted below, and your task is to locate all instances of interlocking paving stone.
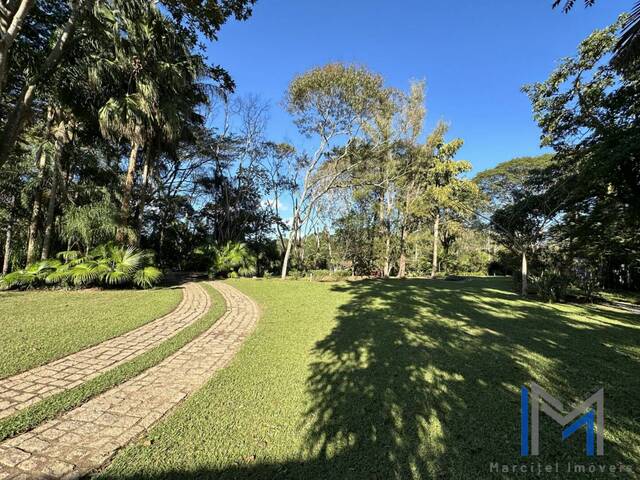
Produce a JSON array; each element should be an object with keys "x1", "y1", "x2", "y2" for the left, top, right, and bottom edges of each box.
[
  {"x1": 0, "y1": 282, "x2": 259, "y2": 479},
  {"x1": 0, "y1": 283, "x2": 210, "y2": 421}
]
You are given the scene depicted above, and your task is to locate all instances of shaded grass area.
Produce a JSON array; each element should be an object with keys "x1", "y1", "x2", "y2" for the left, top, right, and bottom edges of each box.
[
  {"x1": 599, "y1": 289, "x2": 640, "y2": 305},
  {"x1": 100, "y1": 278, "x2": 640, "y2": 479},
  {"x1": 0, "y1": 288, "x2": 182, "y2": 379},
  {"x1": 0, "y1": 284, "x2": 225, "y2": 442}
]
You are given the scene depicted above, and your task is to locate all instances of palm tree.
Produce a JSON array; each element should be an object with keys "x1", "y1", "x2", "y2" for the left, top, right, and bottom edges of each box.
[
  {"x1": 90, "y1": 0, "x2": 209, "y2": 243},
  {"x1": 616, "y1": 1, "x2": 640, "y2": 64},
  {"x1": 553, "y1": 0, "x2": 640, "y2": 65},
  {"x1": 1, "y1": 243, "x2": 162, "y2": 289},
  {"x1": 211, "y1": 242, "x2": 257, "y2": 278},
  {"x1": 60, "y1": 192, "x2": 129, "y2": 253}
]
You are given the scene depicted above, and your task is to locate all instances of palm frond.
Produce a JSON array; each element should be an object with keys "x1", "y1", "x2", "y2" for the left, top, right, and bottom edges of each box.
[
  {"x1": 133, "y1": 266, "x2": 163, "y2": 288},
  {"x1": 614, "y1": 1, "x2": 640, "y2": 66},
  {"x1": 103, "y1": 269, "x2": 129, "y2": 285},
  {"x1": 57, "y1": 250, "x2": 82, "y2": 263}
]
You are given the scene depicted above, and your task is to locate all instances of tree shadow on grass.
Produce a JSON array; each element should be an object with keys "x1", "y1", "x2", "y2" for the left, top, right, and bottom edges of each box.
[{"x1": 105, "y1": 278, "x2": 640, "y2": 479}]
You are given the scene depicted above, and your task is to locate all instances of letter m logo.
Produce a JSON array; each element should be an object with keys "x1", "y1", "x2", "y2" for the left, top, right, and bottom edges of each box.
[{"x1": 520, "y1": 383, "x2": 604, "y2": 456}]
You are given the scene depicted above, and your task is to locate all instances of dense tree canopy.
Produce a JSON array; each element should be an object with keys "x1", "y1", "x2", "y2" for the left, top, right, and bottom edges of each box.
[{"x1": 0, "y1": 3, "x2": 637, "y2": 299}]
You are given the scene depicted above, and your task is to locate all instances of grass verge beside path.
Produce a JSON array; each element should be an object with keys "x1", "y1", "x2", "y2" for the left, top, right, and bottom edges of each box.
[
  {"x1": 0, "y1": 288, "x2": 182, "y2": 379},
  {"x1": 99, "y1": 278, "x2": 640, "y2": 480},
  {"x1": 0, "y1": 284, "x2": 225, "y2": 442}
]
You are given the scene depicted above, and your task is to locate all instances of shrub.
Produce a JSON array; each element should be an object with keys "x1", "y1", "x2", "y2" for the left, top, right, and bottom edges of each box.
[
  {"x1": 304, "y1": 269, "x2": 351, "y2": 282},
  {"x1": 209, "y1": 242, "x2": 257, "y2": 279},
  {"x1": 0, "y1": 243, "x2": 163, "y2": 290},
  {"x1": 572, "y1": 259, "x2": 600, "y2": 302},
  {"x1": 531, "y1": 268, "x2": 571, "y2": 302}
]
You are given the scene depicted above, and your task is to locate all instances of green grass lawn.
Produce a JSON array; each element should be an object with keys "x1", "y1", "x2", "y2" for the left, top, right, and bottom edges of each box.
[
  {"x1": 0, "y1": 287, "x2": 182, "y2": 379},
  {"x1": 0, "y1": 284, "x2": 225, "y2": 442},
  {"x1": 100, "y1": 278, "x2": 640, "y2": 479}
]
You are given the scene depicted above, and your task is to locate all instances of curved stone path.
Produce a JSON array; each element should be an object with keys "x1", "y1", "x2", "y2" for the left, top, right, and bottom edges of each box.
[
  {"x1": 0, "y1": 282, "x2": 210, "y2": 421},
  {"x1": 0, "y1": 282, "x2": 260, "y2": 479}
]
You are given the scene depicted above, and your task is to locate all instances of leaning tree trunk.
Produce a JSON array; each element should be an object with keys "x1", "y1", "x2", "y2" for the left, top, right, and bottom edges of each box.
[
  {"x1": 41, "y1": 152, "x2": 61, "y2": 259},
  {"x1": 0, "y1": 0, "x2": 37, "y2": 97},
  {"x1": 0, "y1": 1, "x2": 82, "y2": 170},
  {"x1": 116, "y1": 142, "x2": 139, "y2": 244},
  {"x1": 521, "y1": 249, "x2": 528, "y2": 297},
  {"x1": 281, "y1": 235, "x2": 293, "y2": 279},
  {"x1": 281, "y1": 216, "x2": 299, "y2": 279},
  {"x1": 430, "y1": 212, "x2": 440, "y2": 279},
  {"x1": 25, "y1": 144, "x2": 48, "y2": 265}
]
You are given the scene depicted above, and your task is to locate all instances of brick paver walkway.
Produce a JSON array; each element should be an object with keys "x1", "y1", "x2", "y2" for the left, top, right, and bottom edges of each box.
[
  {"x1": 0, "y1": 282, "x2": 210, "y2": 421},
  {"x1": 0, "y1": 282, "x2": 259, "y2": 479}
]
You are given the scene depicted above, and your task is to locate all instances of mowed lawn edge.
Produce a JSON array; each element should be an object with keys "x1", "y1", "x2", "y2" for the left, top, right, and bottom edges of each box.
[
  {"x1": 98, "y1": 278, "x2": 640, "y2": 480},
  {"x1": 0, "y1": 284, "x2": 226, "y2": 442},
  {"x1": 0, "y1": 287, "x2": 183, "y2": 380}
]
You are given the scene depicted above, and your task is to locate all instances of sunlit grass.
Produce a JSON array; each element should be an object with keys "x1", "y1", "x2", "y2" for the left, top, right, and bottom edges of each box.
[
  {"x1": 0, "y1": 287, "x2": 182, "y2": 379},
  {"x1": 0, "y1": 284, "x2": 225, "y2": 442},
  {"x1": 100, "y1": 278, "x2": 640, "y2": 479}
]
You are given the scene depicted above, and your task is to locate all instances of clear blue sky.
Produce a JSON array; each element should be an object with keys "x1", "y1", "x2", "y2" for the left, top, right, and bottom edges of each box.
[{"x1": 204, "y1": 0, "x2": 624, "y2": 175}]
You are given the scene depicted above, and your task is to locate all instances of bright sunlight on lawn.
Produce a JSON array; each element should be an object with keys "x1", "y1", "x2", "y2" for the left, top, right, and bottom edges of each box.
[
  {"x1": 100, "y1": 278, "x2": 640, "y2": 479},
  {"x1": 0, "y1": 288, "x2": 181, "y2": 379}
]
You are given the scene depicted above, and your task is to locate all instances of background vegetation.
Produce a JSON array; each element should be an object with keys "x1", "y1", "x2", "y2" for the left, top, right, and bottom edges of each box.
[{"x1": 0, "y1": 0, "x2": 637, "y2": 302}]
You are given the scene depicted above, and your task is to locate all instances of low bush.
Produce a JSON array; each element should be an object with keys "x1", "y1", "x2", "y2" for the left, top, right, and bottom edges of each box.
[
  {"x1": 0, "y1": 243, "x2": 162, "y2": 290},
  {"x1": 531, "y1": 268, "x2": 571, "y2": 302},
  {"x1": 304, "y1": 269, "x2": 351, "y2": 282},
  {"x1": 207, "y1": 242, "x2": 257, "y2": 279}
]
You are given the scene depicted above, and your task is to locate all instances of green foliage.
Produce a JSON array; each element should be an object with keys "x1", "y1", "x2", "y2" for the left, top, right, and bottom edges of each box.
[
  {"x1": 521, "y1": 18, "x2": 640, "y2": 291},
  {"x1": 0, "y1": 244, "x2": 162, "y2": 290},
  {"x1": 305, "y1": 269, "x2": 351, "y2": 282},
  {"x1": 473, "y1": 154, "x2": 554, "y2": 212},
  {"x1": 531, "y1": 268, "x2": 571, "y2": 302},
  {"x1": 134, "y1": 266, "x2": 164, "y2": 289},
  {"x1": 286, "y1": 63, "x2": 388, "y2": 137},
  {"x1": 61, "y1": 194, "x2": 126, "y2": 252},
  {"x1": 209, "y1": 242, "x2": 257, "y2": 278}
]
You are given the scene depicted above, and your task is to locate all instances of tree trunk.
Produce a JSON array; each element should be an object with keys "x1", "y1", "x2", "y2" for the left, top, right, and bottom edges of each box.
[
  {"x1": 2, "y1": 221, "x2": 13, "y2": 275},
  {"x1": 0, "y1": 82, "x2": 36, "y2": 170},
  {"x1": 117, "y1": 142, "x2": 139, "y2": 244},
  {"x1": 281, "y1": 206, "x2": 300, "y2": 278},
  {"x1": 327, "y1": 232, "x2": 333, "y2": 271},
  {"x1": 0, "y1": 0, "x2": 82, "y2": 170},
  {"x1": 0, "y1": 0, "x2": 37, "y2": 96},
  {"x1": 383, "y1": 234, "x2": 392, "y2": 277},
  {"x1": 136, "y1": 150, "x2": 153, "y2": 244},
  {"x1": 431, "y1": 212, "x2": 440, "y2": 279},
  {"x1": 281, "y1": 214, "x2": 299, "y2": 279},
  {"x1": 2, "y1": 196, "x2": 16, "y2": 274},
  {"x1": 25, "y1": 145, "x2": 48, "y2": 265},
  {"x1": 382, "y1": 177, "x2": 393, "y2": 277},
  {"x1": 397, "y1": 224, "x2": 407, "y2": 278},
  {"x1": 521, "y1": 249, "x2": 528, "y2": 297},
  {"x1": 41, "y1": 151, "x2": 61, "y2": 259},
  {"x1": 281, "y1": 234, "x2": 294, "y2": 279}
]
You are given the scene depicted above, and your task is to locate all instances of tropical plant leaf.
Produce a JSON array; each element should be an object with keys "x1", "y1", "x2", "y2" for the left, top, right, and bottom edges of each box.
[
  {"x1": 103, "y1": 269, "x2": 129, "y2": 285},
  {"x1": 133, "y1": 266, "x2": 163, "y2": 288}
]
